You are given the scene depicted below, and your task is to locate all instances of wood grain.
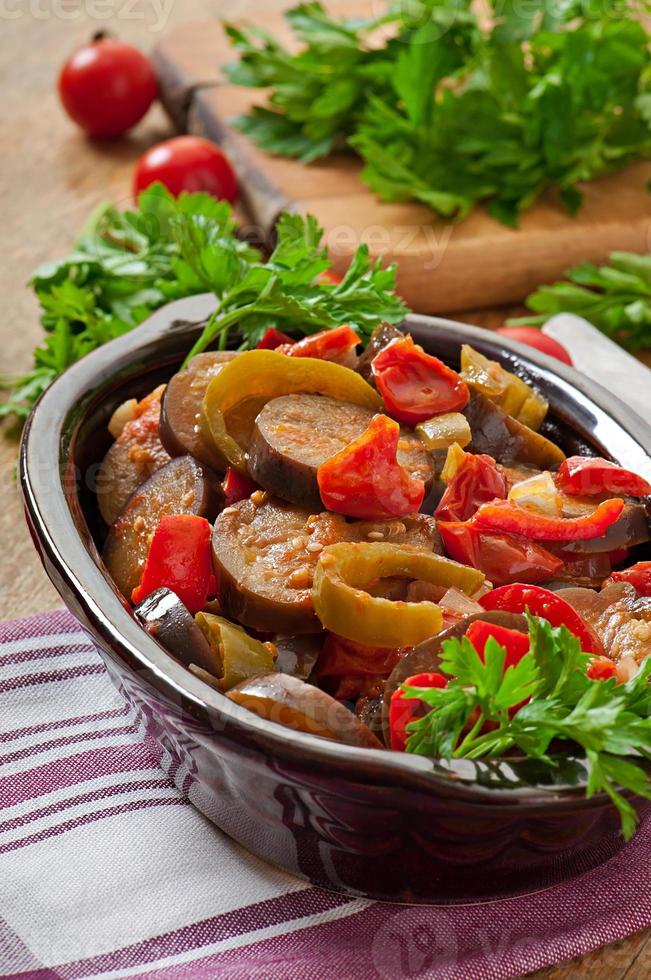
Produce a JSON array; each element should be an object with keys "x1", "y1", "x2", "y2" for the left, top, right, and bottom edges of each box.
[
  {"x1": 153, "y1": 7, "x2": 651, "y2": 313},
  {"x1": 0, "y1": 4, "x2": 647, "y2": 976}
]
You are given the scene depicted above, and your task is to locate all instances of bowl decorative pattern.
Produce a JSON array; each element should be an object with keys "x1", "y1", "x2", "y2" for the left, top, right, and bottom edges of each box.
[{"x1": 20, "y1": 295, "x2": 651, "y2": 903}]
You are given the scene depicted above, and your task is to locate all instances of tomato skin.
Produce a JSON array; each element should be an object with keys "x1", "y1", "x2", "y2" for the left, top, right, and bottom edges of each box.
[
  {"x1": 438, "y1": 521, "x2": 564, "y2": 585},
  {"x1": 389, "y1": 672, "x2": 447, "y2": 752},
  {"x1": 133, "y1": 136, "x2": 239, "y2": 203},
  {"x1": 480, "y1": 583, "x2": 604, "y2": 655},
  {"x1": 315, "y1": 269, "x2": 343, "y2": 285},
  {"x1": 435, "y1": 453, "x2": 506, "y2": 522},
  {"x1": 58, "y1": 37, "x2": 157, "y2": 138},
  {"x1": 317, "y1": 414, "x2": 425, "y2": 520},
  {"x1": 285, "y1": 326, "x2": 360, "y2": 364},
  {"x1": 587, "y1": 656, "x2": 617, "y2": 681},
  {"x1": 371, "y1": 336, "x2": 469, "y2": 425},
  {"x1": 608, "y1": 561, "x2": 651, "y2": 596},
  {"x1": 465, "y1": 620, "x2": 530, "y2": 669},
  {"x1": 496, "y1": 327, "x2": 573, "y2": 366},
  {"x1": 256, "y1": 327, "x2": 293, "y2": 351},
  {"x1": 556, "y1": 456, "x2": 651, "y2": 498}
]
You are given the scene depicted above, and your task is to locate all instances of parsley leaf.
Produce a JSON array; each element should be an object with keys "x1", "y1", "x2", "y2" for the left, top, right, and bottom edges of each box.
[{"x1": 403, "y1": 615, "x2": 651, "y2": 840}]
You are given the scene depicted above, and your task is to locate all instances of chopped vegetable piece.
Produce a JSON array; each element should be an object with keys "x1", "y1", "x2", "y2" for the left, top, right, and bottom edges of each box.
[
  {"x1": 313, "y1": 542, "x2": 484, "y2": 648},
  {"x1": 317, "y1": 414, "x2": 425, "y2": 520},
  {"x1": 473, "y1": 497, "x2": 625, "y2": 542},
  {"x1": 480, "y1": 584, "x2": 603, "y2": 655},
  {"x1": 285, "y1": 325, "x2": 360, "y2": 363},
  {"x1": 435, "y1": 451, "x2": 506, "y2": 523},
  {"x1": 608, "y1": 561, "x2": 651, "y2": 596},
  {"x1": 587, "y1": 656, "x2": 618, "y2": 681},
  {"x1": 223, "y1": 467, "x2": 261, "y2": 507},
  {"x1": 317, "y1": 634, "x2": 405, "y2": 701},
  {"x1": 465, "y1": 620, "x2": 530, "y2": 670},
  {"x1": 131, "y1": 515, "x2": 216, "y2": 614},
  {"x1": 202, "y1": 349, "x2": 381, "y2": 472},
  {"x1": 371, "y1": 336, "x2": 469, "y2": 425},
  {"x1": 256, "y1": 327, "x2": 294, "y2": 350},
  {"x1": 460, "y1": 345, "x2": 548, "y2": 430},
  {"x1": 438, "y1": 521, "x2": 564, "y2": 586},
  {"x1": 415, "y1": 413, "x2": 472, "y2": 451},
  {"x1": 556, "y1": 457, "x2": 651, "y2": 498},
  {"x1": 465, "y1": 390, "x2": 565, "y2": 470},
  {"x1": 195, "y1": 612, "x2": 276, "y2": 690},
  {"x1": 508, "y1": 471, "x2": 561, "y2": 516},
  {"x1": 389, "y1": 672, "x2": 447, "y2": 752}
]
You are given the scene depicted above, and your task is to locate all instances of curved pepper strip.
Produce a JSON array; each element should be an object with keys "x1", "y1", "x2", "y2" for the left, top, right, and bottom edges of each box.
[
  {"x1": 556, "y1": 456, "x2": 651, "y2": 498},
  {"x1": 371, "y1": 336, "x2": 469, "y2": 425},
  {"x1": 317, "y1": 414, "x2": 425, "y2": 520},
  {"x1": 480, "y1": 584, "x2": 604, "y2": 655},
  {"x1": 473, "y1": 497, "x2": 625, "y2": 542},
  {"x1": 202, "y1": 350, "x2": 382, "y2": 473},
  {"x1": 312, "y1": 542, "x2": 485, "y2": 648}
]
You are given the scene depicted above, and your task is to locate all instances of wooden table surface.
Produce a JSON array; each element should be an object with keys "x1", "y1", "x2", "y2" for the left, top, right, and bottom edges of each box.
[{"x1": 0, "y1": 3, "x2": 648, "y2": 977}]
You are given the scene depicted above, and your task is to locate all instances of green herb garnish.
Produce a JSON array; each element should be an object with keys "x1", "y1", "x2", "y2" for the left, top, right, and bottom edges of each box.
[
  {"x1": 510, "y1": 251, "x2": 651, "y2": 351},
  {"x1": 403, "y1": 615, "x2": 651, "y2": 840},
  {"x1": 226, "y1": 1, "x2": 651, "y2": 227},
  {"x1": 1, "y1": 184, "x2": 407, "y2": 424}
]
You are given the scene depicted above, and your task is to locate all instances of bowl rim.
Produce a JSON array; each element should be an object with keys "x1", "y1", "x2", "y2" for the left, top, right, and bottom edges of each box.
[{"x1": 19, "y1": 293, "x2": 651, "y2": 811}]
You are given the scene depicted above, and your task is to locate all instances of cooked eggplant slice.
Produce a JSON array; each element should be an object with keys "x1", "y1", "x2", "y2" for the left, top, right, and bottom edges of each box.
[
  {"x1": 357, "y1": 322, "x2": 404, "y2": 384},
  {"x1": 103, "y1": 456, "x2": 223, "y2": 600},
  {"x1": 249, "y1": 393, "x2": 435, "y2": 509},
  {"x1": 381, "y1": 610, "x2": 528, "y2": 745},
  {"x1": 134, "y1": 587, "x2": 215, "y2": 669},
  {"x1": 160, "y1": 351, "x2": 238, "y2": 471},
  {"x1": 274, "y1": 634, "x2": 323, "y2": 681},
  {"x1": 228, "y1": 672, "x2": 383, "y2": 748},
  {"x1": 97, "y1": 385, "x2": 171, "y2": 526},
  {"x1": 465, "y1": 390, "x2": 565, "y2": 471}
]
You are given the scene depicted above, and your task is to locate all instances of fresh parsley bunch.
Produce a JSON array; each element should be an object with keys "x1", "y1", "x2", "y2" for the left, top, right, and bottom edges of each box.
[
  {"x1": 403, "y1": 615, "x2": 651, "y2": 839},
  {"x1": 226, "y1": 1, "x2": 651, "y2": 226},
  {"x1": 0, "y1": 184, "x2": 407, "y2": 425},
  {"x1": 511, "y1": 251, "x2": 651, "y2": 351}
]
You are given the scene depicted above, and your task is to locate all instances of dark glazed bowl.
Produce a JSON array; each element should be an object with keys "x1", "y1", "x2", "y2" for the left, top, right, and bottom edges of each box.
[{"x1": 20, "y1": 295, "x2": 651, "y2": 904}]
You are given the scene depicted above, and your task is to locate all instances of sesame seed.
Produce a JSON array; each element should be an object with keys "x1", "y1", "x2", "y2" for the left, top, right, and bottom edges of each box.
[
  {"x1": 367, "y1": 531, "x2": 384, "y2": 541},
  {"x1": 306, "y1": 540, "x2": 323, "y2": 553}
]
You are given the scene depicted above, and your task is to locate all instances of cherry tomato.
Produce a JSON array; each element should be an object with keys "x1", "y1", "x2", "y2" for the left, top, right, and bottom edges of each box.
[
  {"x1": 495, "y1": 327, "x2": 573, "y2": 366},
  {"x1": 556, "y1": 456, "x2": 651, "y2": 498},
  {"x1": 371, "y1": 336, "x2": 469, "y2": 426},
  {"x1": 435, "y1": 453, "x2": 506, "y2": 523},
  {"x1": 587, "y1": 657, "x2": 617, "y2": 681},
  {"x1": 58, "y1": 35, "x2": 157, "y2": 138},
  {"x1": 133, "y1": 136, "x2": 239, "y2": 203},
  {"x1": 480, "y1": 583, "x2": 603, "y2": 655},
  {"x1": 438, "y1": 521, "x2": 563, "y2": 585},
  {"x1": 608, "y1": 561, "x2": 651, "y2": 596}
]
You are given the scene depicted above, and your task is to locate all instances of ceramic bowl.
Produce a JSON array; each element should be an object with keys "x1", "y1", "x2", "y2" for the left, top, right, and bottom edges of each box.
[{"x1": 20, "y1": 295, "x2": 651, "y2": 904}]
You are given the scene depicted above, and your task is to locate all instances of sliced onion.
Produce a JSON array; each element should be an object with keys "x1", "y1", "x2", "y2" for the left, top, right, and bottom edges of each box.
[
  {"x1": 439, "y1": 587, "x2": 484, "y2": 620},
  {"x1": 508, "y1": 471, "x2": 561, "y2": 515}
]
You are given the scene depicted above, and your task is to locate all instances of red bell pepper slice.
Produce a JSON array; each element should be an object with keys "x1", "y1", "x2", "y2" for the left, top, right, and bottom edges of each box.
[
  {"x1": 222, "y1": 467, "x2": 261, "y2": 507},
  {"x1": 317, "y1": 414, "x2": 425, "y2": 519},
  {"x1": 473, "y1": 497, "x2": 625, "y2": 542},
  {"x1": 389, "y1": 672, "x2": 447, "y2": 752},
  {"x1": 285, "y1": 325, "x2": 360, "y2": 362},
  {"x1": 256, "y1": 327, "x2": 293, "y2": 350},
  {"x1": 465, "y1": 620, "x2": 531, "y2": 669},
  {"x1": 131, "y1": 514, "x2": 216, "y2": 614},
  {"x1": 556, "y1": 456, "x2": 651, "y2": 498},
  {"x1": 435, "y1": 453, "x2": 507, "y2": 522},
  {"x1": 587, "y1": 656, "x2": 617, "y2": 681},
  {"x1": 371, "y1": 336, "x2": 469, "y2": 426},
  {"x1": 480, "y1": 583, "x2": 604, "y2": 655},
  {"x1": 607, "y1": 561, "x2": 651, "y2": 596},
  {"x1": 438, "y1": 520, "x2": 564, "y2": 585}
]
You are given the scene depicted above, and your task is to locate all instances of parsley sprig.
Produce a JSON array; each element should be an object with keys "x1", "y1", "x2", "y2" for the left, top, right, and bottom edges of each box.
[
  {"x1": 0, "y1": 184, "x2": 407, "y2": 424},
  {"x1": 225, "y1": 1, "x2": 651, "y2": 227},
  {"x1": 510, "y1": 250, "x2": 651, "y2": 351},
  {"x1": 403, "y1": 615, "x2": 651, "y2": 840}
]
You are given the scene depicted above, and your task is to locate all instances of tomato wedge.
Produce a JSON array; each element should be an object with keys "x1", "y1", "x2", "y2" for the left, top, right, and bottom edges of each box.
[
  {"x1": 256, "y1": 327, "x2": 293, "y2": 350},
  {"x1": 389, "y1": 672, "x2": 447, "y2": 752},
  {"x1": 438, "y1": 521, "x2": 564, "y2": 585},
  {"x1": 480, "y1": 583, "x2": 604, "y2": 655},
  {"x1": 587, "y1": 656, "x2": 617, "y2": 681},
  {"x1": 607, "y1": 561, "x2": 651, "y2": 596},
  {"x1": 556, "y1": 456, "x2": 651, "y2": 498},
  {"x1": 371, "y1": 336, "x2": 469, "y2": 425},
  {"x1": 435, "y1": 453, "x2": 507, "y2": 522},
  {"x1": 317, "y1": 414, "x2": 425, "y2": 520}
]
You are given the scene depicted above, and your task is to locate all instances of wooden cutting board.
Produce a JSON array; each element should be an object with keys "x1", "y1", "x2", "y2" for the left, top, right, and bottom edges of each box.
[{"x1": 152, "y1": 3, "x2": 651, "y2": 315}]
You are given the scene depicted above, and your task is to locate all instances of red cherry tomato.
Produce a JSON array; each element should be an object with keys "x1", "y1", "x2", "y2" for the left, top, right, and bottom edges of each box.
[
  {"x1": 435, "y1": 453, "x2": 506, "y2": 523},
  {"x1": 371, "y1": 336, "x2": 469, "y2": 426},
  {"x1": 133, "y1": 136, "x2": 239, "y2": 203},
  {"x1": 58, "y1": 35, "x2": 157, "y2": 138},
  {"x1": 495, "y1": 327, "x2": 573, "y2": 366}
]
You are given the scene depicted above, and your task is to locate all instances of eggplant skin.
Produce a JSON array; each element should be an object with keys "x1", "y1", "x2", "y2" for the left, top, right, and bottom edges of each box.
[
  {"x1": 562, "y1": 502, "x2": 650, "y2": 554},
  {"x1": 134, "y1": 587, "x2": 216, "y2": 673},
  {"x1": 381, "y1": 611, "x2": 528, "y2": 746},
  {"x1": 357, "y1": 323, "x2": 405, "y2": 385},
  {"x1": 102, "y1": 456, "x2": 223, "y2": 601},
  {"x1": 160, "y1": 351, "x2": 238, "y2": 471},
  {"x1": 465, "y1": 391, "x2": 565, "y2": 471}
]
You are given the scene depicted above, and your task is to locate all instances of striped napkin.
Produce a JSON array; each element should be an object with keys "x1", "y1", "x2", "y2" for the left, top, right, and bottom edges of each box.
[{"x1": 1, "y1": 609, "x2": 649, "y2": 980}]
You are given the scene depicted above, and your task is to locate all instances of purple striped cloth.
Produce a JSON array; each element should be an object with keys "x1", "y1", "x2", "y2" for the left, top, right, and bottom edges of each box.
[{"x1": 1, "y1": 610, "x2": 649, "y2": 980}]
